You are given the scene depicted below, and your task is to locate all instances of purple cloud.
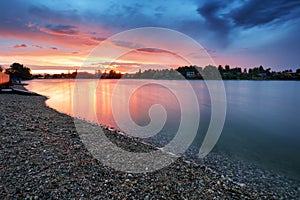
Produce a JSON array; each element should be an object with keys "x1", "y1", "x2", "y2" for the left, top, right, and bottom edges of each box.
[{"x1": 40, "y1": 24, "x2": 79, "y2": 36}]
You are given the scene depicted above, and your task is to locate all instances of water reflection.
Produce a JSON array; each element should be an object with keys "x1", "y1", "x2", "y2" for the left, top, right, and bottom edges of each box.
[{"x1": 26, "y1": 79, "x2": 300, "y2": 178}]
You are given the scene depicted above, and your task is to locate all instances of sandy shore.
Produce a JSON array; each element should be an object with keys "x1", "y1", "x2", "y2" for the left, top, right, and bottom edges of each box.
[{"x1": 0, "y1": 93, "x2": 299, "y2": 199}]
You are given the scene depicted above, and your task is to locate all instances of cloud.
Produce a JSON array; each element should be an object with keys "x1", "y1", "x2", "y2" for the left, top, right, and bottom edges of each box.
[
  {"x1": 13, "y1": 44, "x2": 28, "y2": 48},
  {"x1": 112, "y1": 40, "x2": 143, "y2": 49},
  {"x1": 40, "y1": 24, "x2": 79, "y2": 36},
  {"x1": 197, "y1": 0, "x2": 300, "y2": 30},
  {"x1": 91, "y1": 37, "x2": 107, "y2": 42},
  {"x1": 196, "y1": 1, "x2": 232, "y2": 47},
  {"x1": 27, "y1": 22, "x2": 36, "y2": 28},
  {"x1": 196, "y1": 0, "x2": 300, "y2": 48},
  {"x1": 230, "y1": 0, "x2": 300, "y2": 28},
  {"x1": 197, "y1": 1, "x2": 231, "y2": 34},
  {"x1": 29, "y1": 4, "x2": 80, "y2": 22},
  {"x1": 32, "y1": 45, "x2": 58, "y2": 50},
  {"x1": 205, "y1": 48, "x2": 216, "y2": 53},
  {"x1": 32, "y1": 45, "x2": 43, "y2": 49},
  {"x1": 29, "y1": 5, "x2": 54, "y2": 19},
  {"x1": 136, "y1": 48, "x2": 171, "y2": 54},
  {"x1": 1, "y1": 0, "x2": 299, "y2": 70}
]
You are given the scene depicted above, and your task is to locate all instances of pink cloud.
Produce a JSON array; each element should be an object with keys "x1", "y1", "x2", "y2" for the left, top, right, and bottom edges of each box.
[
  {"x1": 13, "y1": 44, "x2": 28, "y2": 48},
  {"x1": 26, "y1": 22, "x2": 36, "y2": 28},
  {"x1": 32, "y1": 45, "x2": 43, "y2": 49},
  {"x1": 91, "y1": 37, "x2": 106, "y2": 42}
]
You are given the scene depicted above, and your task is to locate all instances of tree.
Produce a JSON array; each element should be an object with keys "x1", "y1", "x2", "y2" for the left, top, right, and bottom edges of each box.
[
  {"x1": 218, "y1": 65, "x2": 224, "y2": 73},
  {"x1": 225, "y1": 65, "x2": 230, "y2": 72},
  {"x1": 259, "y1": 65, "x2": 264, "y2": 73},
  {"x1": 266, "y1": 68, "x2": 271, "y2": 76},
  {"x1": 6, "y1": 63, "x2": 32, "y2": 80},
  {"x1": 203, "y1": 65, "x2": 220, "y2": 79},
  {"x1": 0, "y1": 65, "x2": 3, "y2": 72}
]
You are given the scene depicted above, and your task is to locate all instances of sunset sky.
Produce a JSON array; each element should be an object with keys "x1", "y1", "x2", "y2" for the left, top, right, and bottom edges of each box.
[{"x1": 1, "y1": 0, "x2": 300, "y2": 74}]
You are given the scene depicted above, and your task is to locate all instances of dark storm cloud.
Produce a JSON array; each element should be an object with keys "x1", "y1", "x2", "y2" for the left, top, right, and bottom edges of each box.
[
  {"x1": 196, "y1": 0, "x2": 300, "y2": 47},
  {"x1": 196, "y1": 1, "x2": 233, "y2": 47},
  {"x1": 197, "y1": 1, "x2": 231, "y2": 35},
  {"x1": 231, "y1": 0, "x2": 300, "y2": 28}
]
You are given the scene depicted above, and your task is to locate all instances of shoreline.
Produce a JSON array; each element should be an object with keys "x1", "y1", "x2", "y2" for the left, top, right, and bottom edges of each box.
[{"x1": 0, "y1": 92, "x2": 299, "y2": 199}]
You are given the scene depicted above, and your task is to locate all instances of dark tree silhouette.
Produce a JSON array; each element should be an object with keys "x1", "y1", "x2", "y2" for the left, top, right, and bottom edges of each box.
[
  {"x1": 6, "y1": 63, "x2": 32, "y2": 80},
  {"x1": 225, "y1": 65, "x2": 230, "y2": 72},
  {"x1": 218, "y1": 65, "x2": 224, "y2": 73}
]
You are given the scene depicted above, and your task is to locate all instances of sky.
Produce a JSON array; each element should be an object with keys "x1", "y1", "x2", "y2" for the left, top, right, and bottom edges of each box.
[{"x1": 1, "y1": 0, "x2": 300, "y2": 74}]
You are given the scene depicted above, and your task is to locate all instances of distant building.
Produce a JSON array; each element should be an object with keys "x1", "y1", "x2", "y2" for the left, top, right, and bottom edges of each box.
[
  {"x1": 186, "y1": 71, "x2": 195, "y2": 78},
  {"x1": 258, "y1": 73, "x2": 267, "y2": 78}
]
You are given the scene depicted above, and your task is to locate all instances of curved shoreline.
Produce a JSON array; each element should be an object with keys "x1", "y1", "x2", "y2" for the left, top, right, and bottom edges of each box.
[{"x1": 0, "y1": 93, "x2": 299, "y2": 199}]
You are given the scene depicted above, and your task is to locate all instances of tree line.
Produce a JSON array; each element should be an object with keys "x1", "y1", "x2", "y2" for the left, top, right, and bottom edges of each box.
[
  {"x1": 1, "y1": 62, "x2": 300, "y2": 81},
  {"x1": 123, "y1": 65, "x2": 300, "y2": 80}
]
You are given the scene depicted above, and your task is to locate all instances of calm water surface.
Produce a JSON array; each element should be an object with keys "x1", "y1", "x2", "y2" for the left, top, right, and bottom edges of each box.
[{"x1": 26, "y1": 79, "x2": 300, "y2": 179}]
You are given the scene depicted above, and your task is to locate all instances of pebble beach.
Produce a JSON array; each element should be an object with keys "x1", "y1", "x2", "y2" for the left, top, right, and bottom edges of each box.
[{"x1": 0, "y1": 93, "x2": 299, "y2": 199}]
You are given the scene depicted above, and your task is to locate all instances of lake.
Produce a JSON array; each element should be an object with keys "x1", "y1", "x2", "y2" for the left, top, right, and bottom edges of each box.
[{"x1": 26, "y1": 79, "x2": 300, "y2": 179}]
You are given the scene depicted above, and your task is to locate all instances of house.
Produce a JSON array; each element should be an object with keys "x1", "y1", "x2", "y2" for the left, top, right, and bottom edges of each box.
[
  {"x1": 257, "y1": 73, "x2": 267, "y2": 78},
  {"x1": 186, "y1": 71, "x2": 195, "y2": 78}
]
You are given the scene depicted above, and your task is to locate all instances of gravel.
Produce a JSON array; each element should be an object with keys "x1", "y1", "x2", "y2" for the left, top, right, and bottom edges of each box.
[{"x1": 0, "y1": 93, "x2": 299, "y2": 199}]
